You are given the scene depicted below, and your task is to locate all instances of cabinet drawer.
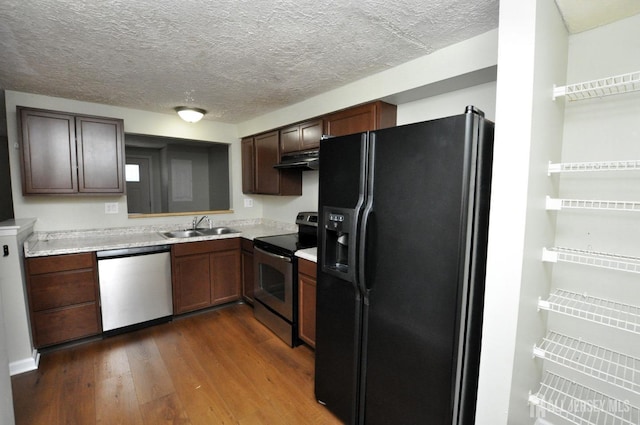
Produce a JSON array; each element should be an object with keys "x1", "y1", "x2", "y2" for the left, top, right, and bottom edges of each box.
[
  {"x1": 27, "y1": 252, "x2": 95, "y2": 275},
  {"x1": 173, "y1": 238, "x2": 240, "y2": 256},
  {"x1": 298, "y1": 258, "x2": 317, "y2": 278},
  {"x1": 29, "y1": 269, "x2": 97, "y2": 311},
  {"x1": 32, "y1": 303, "x2": 100, "y2": 348}
]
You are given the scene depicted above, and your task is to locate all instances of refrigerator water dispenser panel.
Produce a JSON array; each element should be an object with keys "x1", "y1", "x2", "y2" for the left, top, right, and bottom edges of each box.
[{"x1": 322, "y1": 208, "x2": 354, "y2": 279}]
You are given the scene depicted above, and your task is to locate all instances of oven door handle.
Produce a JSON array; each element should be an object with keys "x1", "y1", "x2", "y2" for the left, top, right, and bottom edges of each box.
[{"x1": 254, "y1": 246, "x2": 292, "y2": 263}]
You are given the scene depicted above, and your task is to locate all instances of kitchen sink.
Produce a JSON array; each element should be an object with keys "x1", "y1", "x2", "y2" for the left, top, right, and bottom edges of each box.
[
  {"x1": 195, "y1": 227, "x2": 240, "y2": 235},
  {"x1": 160, "y1": 227, "x2": 240, "y2": 239}
]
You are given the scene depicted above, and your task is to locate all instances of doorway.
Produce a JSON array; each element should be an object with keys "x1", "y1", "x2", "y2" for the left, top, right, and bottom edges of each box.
[{"x1": 126, "y1": 156, "x2": 152, "y2": 214}]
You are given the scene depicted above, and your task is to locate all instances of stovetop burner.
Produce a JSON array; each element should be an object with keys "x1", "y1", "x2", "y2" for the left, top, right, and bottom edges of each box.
[
  {"x1": 254, "y1": 211, "x2": 318, "y2": 256},
  {"x1": 254, "y1": 233, "x2": 316, "y2": 256}
]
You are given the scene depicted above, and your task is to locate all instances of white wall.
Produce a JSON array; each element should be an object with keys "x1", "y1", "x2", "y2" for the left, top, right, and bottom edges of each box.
[
  {"x1": 478, "y1": 3, "x2": 640, "y2": 425},
  {"x1": 0, "y1": 220, "x2": 37, "y2": 377},
  {"x1": 6, "y1": 29, "x2": 498, "y2": 230},
  {"x1": 5, "y1": 91, "x2": 255, "y2": 231},
  {"x1": 237, "y1": 30, "x2": 498, "y2": 137},
  {"x1": 476, "y1": 0, "x2": 568, "y2": 423},
  {"x1": 258, "y1": 81, "x2": 498, "y2": 223},
  {"x1": 396, "y1": 81, "x2": 496, "y2": 124},
  {"x1": 548, "y1": 11, "x2": 640, "y2": 417},
  {"x1": 0, "y1": 240, "x2": 16, "y2": 425},
  {"x1": 2, "y1": 28, "x2": 499, "y2": 381}
]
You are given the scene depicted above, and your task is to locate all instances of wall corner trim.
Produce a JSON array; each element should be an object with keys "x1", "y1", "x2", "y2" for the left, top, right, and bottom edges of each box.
[{"x1": 9, "y1": 349, "x2": 39, "y2": 376}]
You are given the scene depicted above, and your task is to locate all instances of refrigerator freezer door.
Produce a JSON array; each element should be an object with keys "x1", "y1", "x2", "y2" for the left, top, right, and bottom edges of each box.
[
  {"x1": 315, "y1": 132, "x2": 368, "y2": 424},
  {"x1": 360, "y1": 113, "x2": 492, "y2": 424}
]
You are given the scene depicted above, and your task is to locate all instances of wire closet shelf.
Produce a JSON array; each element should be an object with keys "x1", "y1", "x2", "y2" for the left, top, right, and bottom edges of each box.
[
  {"x1": 533, "y1": 331, "x2": 640, "y2": 395},
  {"x1": 553, "y1": 70, "x2": 640, "y2": 101},
  {"x1": 538, "y1": 289, "x2": 640, "y2": 335},
  {"x1": 548, "y1": 160, "x2": 640, "y2": 175},
  {"x1": 545, "y1": 197, "x2": 640, "y2": 212},
  {"x1": 542, "y1": 247, "x2": 640, "y2": 274},
  {"x1": 529, "y1": 372, "x2": 640, "y2": 425}
]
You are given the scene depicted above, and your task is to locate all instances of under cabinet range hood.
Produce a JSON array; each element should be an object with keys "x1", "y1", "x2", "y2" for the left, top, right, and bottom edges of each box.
[{"x1": 273, "y1": 149, "x2": 319, "y2": 170}]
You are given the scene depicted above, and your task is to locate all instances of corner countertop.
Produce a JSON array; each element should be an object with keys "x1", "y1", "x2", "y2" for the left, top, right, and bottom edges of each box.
[
  {"x1": 0, "y1": 218, "x2": 37, "y2": 237},
  {"x1": 295, "y1": 247, "x2": 317, "y2": 263},
  {"x1": 24, "y1": 219, "x2": 297, "y2": 258}
]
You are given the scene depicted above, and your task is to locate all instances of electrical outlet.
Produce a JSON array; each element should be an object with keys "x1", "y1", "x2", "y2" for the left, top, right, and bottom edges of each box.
[
  {"x1": 104, "y1": 202, "x2": 119, "y2": 214},
  {"x1": 244, "y1": 198, "x2": 253, "y2": 208}
]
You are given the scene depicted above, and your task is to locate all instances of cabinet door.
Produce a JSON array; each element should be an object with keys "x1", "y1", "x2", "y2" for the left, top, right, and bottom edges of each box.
[
  {"x1": 280, "y1": 120, "x2": 323, "y2": 154},
  {"x1": 280, "y1": 125, "x2": 300, "y2": 154},
  {"x1": 241, "y1": 240, "x2": 254, "y2": 304},
  {"x1": 254, "y1": 131, "x2": 280, "y2": 194},
  {"x1": 76, "y1": 116, "x2": 125, "y2": 193},
  {"x1": 300, "y1": 119, "x2": 323, "y2": 150},
  {"x1": 19, "y1": 108, "x2": 78, "y2": 194},
  {"x1": 241, "y1": 137, "x2": 255, "y2": 194},
  {"x1": 323, "y1": 101, "x2": 397, "y2": 137},
  {"x1": 173, "y1": 253, "x2": 211, "y2": 314},
  {"x1": 298, "y1": 258, "x2": 317, "y2": 348},
  {"x1": 210, "y1": 250, "x2": 241, "y2": 305}
]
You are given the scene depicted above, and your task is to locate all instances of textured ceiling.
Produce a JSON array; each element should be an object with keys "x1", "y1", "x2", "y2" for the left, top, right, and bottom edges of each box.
[
  {"x1": 0, "y1": 1, "x2": 638, "y2": 124},
  {"x1": 0, "y1": 0, "x2": 498, "y2": 123}
]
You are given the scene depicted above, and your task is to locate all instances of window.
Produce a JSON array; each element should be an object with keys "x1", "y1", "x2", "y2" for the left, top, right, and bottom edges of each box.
[{"x1": 125, "y1": 163, "x2": 140, "y2": 182}]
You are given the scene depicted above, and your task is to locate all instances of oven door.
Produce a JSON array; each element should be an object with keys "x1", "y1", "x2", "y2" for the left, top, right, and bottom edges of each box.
[{"x1": 253, "y1": 246, "x2": 294, "y2": 321}]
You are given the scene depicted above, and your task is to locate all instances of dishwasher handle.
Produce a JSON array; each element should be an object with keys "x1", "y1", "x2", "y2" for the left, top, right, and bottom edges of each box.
[{"x1": 96, "y1": 244, "x2": 171, "y2": 260}]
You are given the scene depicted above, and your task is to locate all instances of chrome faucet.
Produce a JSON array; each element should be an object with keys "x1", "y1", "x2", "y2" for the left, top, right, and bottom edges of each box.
[{"x1": 192, "y1": 215, "x2": 211, "y2": 230}]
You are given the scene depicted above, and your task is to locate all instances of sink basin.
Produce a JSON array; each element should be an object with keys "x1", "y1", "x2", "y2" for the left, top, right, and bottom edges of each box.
[
  {"x1": 161, "y1": 230, "x2": 201, "y2": 238},
  {"x1": 160, "y1": 227, "x2": 240, "y2": 239},
  {"x1": 195, "y1": 227, "x2": 240, "y2": 235}
]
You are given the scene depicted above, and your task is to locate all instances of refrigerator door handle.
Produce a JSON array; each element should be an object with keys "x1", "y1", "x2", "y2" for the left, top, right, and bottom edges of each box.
[{"x1": 358, "y1": 132, "x2": 375, "y2": 294}]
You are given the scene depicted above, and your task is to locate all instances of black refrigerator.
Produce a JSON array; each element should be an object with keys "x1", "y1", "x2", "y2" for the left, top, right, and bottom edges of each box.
[{"x1": 315, "y1": 106, "x2": 494, "y2": 425}]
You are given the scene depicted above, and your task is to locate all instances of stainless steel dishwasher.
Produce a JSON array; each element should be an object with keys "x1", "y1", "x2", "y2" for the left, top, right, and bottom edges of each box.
[{"x1": 96, "y1": 245, "x2": 173, "y2": 333}]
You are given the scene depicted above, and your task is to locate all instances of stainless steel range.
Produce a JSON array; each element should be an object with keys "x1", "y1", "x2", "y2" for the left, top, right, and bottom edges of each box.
[{"x1": 253, "y1": 211, "x2": 317, "y2": 346}]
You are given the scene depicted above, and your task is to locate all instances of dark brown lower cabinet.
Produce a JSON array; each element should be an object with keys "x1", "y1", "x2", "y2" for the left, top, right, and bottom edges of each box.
[
  {"x1": 298, "y1": 258, "x2": 317, "y2": 348},
  {"x1": 241, "y1": 238, "x2": 254, "y2": 304},
  {"x1": 25, "y1": 252, "x2": 102, "y2": 348},
  {"x1": 172, "y1": 238, "x2": 241, "y2": 314}
]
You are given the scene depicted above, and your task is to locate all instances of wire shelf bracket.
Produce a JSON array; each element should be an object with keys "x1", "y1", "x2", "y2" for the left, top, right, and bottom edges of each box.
[
  {"x1": 546, "y1": 196, "x2": 640, "y2": 212},
  {"x1": 537, "y1": 289, "x2": 640, "y2": 335},
  {"x1": 542, "y1": 247, "x2": 640, "y2": 274},
  {"x1": 553, "y1": 70, "x2": 640, "y2": 101},
  {"x1": 548, "y1": 160, "x2": 640, "y2": 175},
  {"x1": 533, "y1": 331, "x2": 640, "y2": 395},
  {"x1": 529, "y1": 372, "x2": 640, "y2": 425}
]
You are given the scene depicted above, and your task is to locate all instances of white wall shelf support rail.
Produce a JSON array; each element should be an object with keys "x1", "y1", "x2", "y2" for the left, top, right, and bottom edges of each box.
[
  {"x1": 529, "y1": 372, "x2": 639, "y2": 425},
  {"x1": 533, "y1": 331, "x2": 640, "y2": 394},
  {"x1": 538, "y1": 289, "x2": 640, "y2": 335},
  {"x1": 553, "y1": 70, "x2": 640, "y2": 101},
  {"x1": 542, "y1": 247, "x2": 640, "y2": 274},
  {"x1": 548, "y1": 160, "x2": 640, "y2": 175},
  {"x1": 545, "y1": 196, "x2": 640, "y2": 212}
]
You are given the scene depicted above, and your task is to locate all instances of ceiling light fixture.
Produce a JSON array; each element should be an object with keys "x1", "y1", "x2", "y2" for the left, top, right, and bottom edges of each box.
[{"x1": 175, "y1": 106, "x2": 206, "y2": 123}]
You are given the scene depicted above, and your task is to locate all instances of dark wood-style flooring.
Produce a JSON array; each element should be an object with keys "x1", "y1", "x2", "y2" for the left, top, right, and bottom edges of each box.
[{"x1": 11, "y1": 303, "x2": 342, "y2": 424}]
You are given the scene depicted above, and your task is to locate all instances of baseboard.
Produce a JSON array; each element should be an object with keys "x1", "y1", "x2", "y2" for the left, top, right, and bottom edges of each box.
[{"x1": 9, "y1": 349, "x2": 39, "y2": 376}]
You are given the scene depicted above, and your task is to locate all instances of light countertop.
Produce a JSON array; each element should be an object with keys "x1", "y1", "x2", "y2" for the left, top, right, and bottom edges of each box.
[
  {"x1": 295, "y1": 247, "x2": 317, "y2": 263},
  {"x1": 24, "y1": 219, "x2": 297, "y2": 258}
]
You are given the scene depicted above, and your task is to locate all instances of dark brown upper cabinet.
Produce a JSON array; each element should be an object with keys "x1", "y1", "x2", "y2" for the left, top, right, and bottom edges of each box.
[
  {"x1": 241, "y1": 137, "x2": 256, "y2": 194},
  {"x1": 280, "y1": 119, "x2": 323, "y2": 154},
  {"x1": 323, "y1": 101, "x2": 397, "y2": 137},
  {"x1": 18, "y1": 107, "x2": 125, "y2": 195},
  {"x1": 241, "y1": 131, "x2": 302, "y2": 195}
]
